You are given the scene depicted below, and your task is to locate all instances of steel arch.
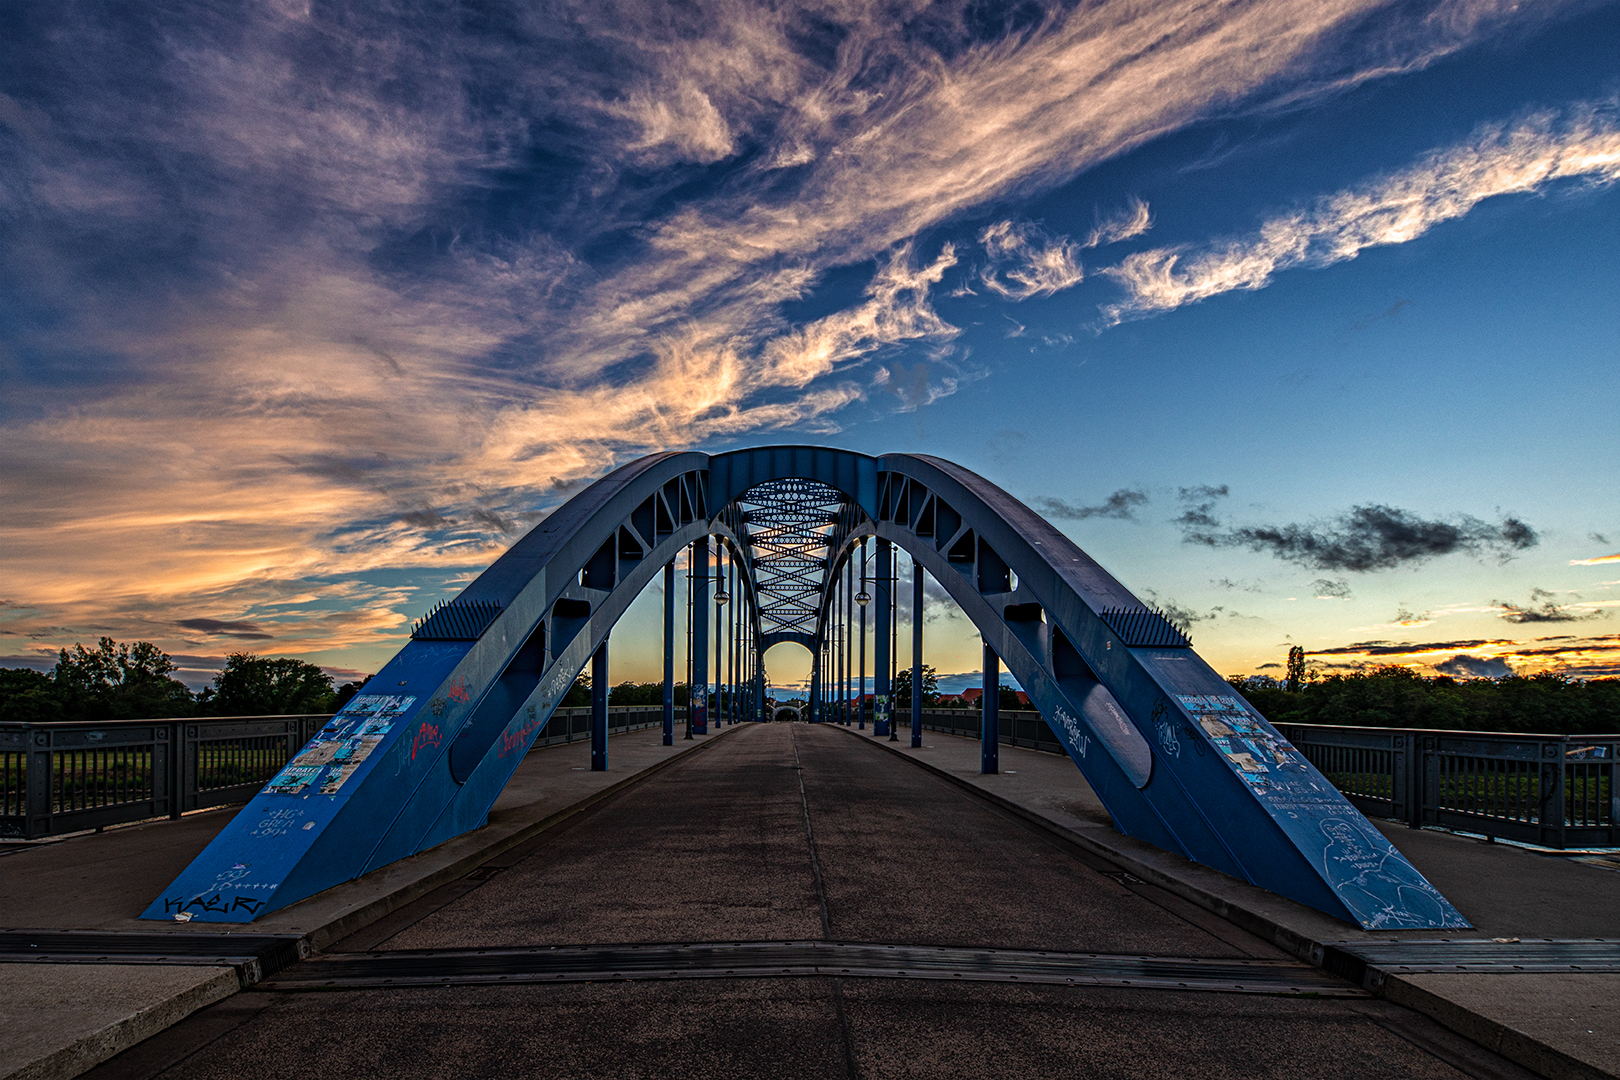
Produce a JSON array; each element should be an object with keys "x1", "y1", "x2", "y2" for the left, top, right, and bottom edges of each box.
[{"x1": 149, "y1": 447, "x2": 1465, "y2": 930}]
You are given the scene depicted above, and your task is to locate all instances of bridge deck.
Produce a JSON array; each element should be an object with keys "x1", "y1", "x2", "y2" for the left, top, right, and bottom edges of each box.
[{"x1": 37, "y1": 723, "x2": 1585, "y2": 1080}]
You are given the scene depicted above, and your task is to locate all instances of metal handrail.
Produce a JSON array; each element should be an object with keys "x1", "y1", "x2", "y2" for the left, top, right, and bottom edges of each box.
[
  {"x1": 903, "y1": 711, "x2": 1617, "y2": 850},
  {"x1": 1275, "y1": 722, "x2": 1618, "y2": 849},
  {"x1": 0, "y1": 706, "x2": 671, "y2": 841}
]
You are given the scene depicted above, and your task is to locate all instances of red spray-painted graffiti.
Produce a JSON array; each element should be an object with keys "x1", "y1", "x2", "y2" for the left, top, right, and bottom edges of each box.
[
  {"x1": 411, "y1": 721, "x2": 443, "y2": 761},
  {"x1": 446, "y1": 676, "x2": 471, "y2": 703},
  {"x1": 498, "y1": 707, "x2": 545, "y2": 758}
]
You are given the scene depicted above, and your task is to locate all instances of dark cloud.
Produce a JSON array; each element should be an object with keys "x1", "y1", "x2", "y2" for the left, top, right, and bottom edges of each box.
[
  {"x1": 889, "y1": 557, "x2": 965, "y2": 627},
  {"x1": 1182, "y1": 502, "x2": 1538, "y2": 572},
  {"x1": 1508, "y1": 634, "x2": 1620, "y2": 657},
  {"x1": 175, "y1": 617, "x2": 273, "y2": 640},
  {"x1": 467, "y1": 508, "x2": 518, "y2": 533},
  {"x1": 1211, "y1": 577, "x2": 1264, "y2": 593},
  {"x1": 1309, "y1": 638, "x2": 1508, "y2": 656},
  {"x1": 1434, "y1": 654, "x2": 1513, "y2": 678},
  {"x1": 1138, "y1": 588, "x2": 1241, "y2": 635},
  {"x1": 1157, "y1": 600, "x2": 1204, "y2": 633},
  {"x1": 1494, "y1": 588, "x2": 1603, "y2": 624},
  {"x1": 398, "y1": 509, "x2": 451, "y2": 528},
  {"x1": 1284, "y1": 633, "x2": 1620, "y2": 677},
  {"x1": 1175, "y1": 484, "x2": 1228, "y2": 529},
  {"x1": 1311, "y1": 578, "x2": 1351, "y2": 599},
  {"x1": 921, "y1": 573, "x2": 964, "y2": 623},
  {"x1": 1033, "y1": 488, "x2": 1148, "y2": 521},
  {"x1": 1590, "y1": 532, "x2": 1610, "y2": 544}
]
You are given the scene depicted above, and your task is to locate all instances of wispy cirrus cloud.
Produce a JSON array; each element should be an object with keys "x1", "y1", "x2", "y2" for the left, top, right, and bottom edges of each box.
[
  {"x1": 1086, "y1": 197, "x2": 1154, "y2": 248},
  {"x1": 977, "y1": 221, "x2": 1086, "y2": 300},
  {"x1": 0, "y1": 0, "x2": 1584, "y2": 663},
  {"x1": 1097, "y1": 99, "x2": 1620, "y2": 325},
  {"x1": 973, "y1": 198, "x2": 1152, "y2": 299}
]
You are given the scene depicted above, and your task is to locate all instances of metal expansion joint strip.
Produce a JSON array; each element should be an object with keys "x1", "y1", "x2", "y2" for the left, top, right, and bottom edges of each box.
[{"x1": 258, "y1": 940, "x2": 1365, "y2": 997}]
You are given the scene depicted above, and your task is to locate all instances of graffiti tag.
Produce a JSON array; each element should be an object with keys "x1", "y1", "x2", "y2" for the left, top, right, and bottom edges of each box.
[
  {"x1": 411, "y1": 720, "x2": 444, "y2": 761},
  {"x1": 1053, "y1": 707, "x2": 1090, "y2": 758}
]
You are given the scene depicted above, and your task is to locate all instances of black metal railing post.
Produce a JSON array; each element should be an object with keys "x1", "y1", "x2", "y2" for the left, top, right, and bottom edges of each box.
[{"x1": 27, "y1": 727, "x2": 50, "y2": 840}]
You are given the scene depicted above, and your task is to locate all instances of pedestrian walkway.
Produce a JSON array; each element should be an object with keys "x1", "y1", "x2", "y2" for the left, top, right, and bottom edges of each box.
[
  {"x1": 838, "y1": 723, "x2": 1620, "y2": 1080},
  {"x1": 0, "y1": 726, "x2": 733, "y2": 1080},
  {"x1": 4, "y1": 722, "x2": 1616, "y2": 1080}
]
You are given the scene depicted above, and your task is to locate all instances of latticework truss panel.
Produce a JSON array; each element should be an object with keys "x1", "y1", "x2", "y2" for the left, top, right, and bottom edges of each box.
[{"x1": 737, "y1": 478, "x2": 844, "y2": 640}]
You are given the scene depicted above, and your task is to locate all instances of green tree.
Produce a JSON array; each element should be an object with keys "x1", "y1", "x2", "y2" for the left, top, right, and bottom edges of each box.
[
  {"x1": 891, "y1": 664, "x2": 938, "y2": 708},
  {"x1": 1286, "y1": 646, "x2": 1307, "y2": 693},
  {"x1": 53, "y1": 638, "x2": 194, "y2": 721},
  {"x1": 560, "y1": 672, "x2": 591, "y2": 707},
  {"x1": 0, "y1": 667, "x2": 64, "y2": 723},
  {"x1": 1227, "y1": 663, "x2": 1620, "y2": 735},
  {"x1": 608, "y1": 680, "x2": 668, "y2": 706},
  {"x1": 333, "y1": 679, "x2": 370, "y2": 712},
  {"x1": 207, "y1": 654, "x2": 335, "y2": 715}
]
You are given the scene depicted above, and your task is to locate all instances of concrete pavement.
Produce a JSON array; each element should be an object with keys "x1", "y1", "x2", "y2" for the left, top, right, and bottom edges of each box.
[
  {"x1": 840, "y1": 723, "x2": 1620, "y2": 1080},
  {"x1": 64, "y1": 724, "x2": 1569, "y2": 1080},
  {"x1": 4, "y1": 721, "x2": 1615, "y2": 1079},
  {"x1": 0, "y1": 725, "x2": 735, "y2": 1080}
]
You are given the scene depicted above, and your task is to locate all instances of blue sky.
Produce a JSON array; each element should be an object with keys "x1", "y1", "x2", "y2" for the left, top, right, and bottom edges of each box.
[{"x1": 1, "y1": 0, "x2": 1617, "y2": 693}]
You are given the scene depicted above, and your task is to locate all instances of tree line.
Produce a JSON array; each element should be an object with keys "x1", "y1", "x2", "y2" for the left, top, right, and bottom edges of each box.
[
  {"x1": 0, "y1": 638, "x2": 367, "y2": 723},
  {"x1": 1229, "y1": 657, "x2": 1620, "y2": 736}
]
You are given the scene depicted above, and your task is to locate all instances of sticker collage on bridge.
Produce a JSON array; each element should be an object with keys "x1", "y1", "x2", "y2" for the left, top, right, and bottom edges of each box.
[
  {"x1": 265, "y1": 695, "x2": 416, "y2": 797},
  {"x1": 1176, "y1": 694, "x2": 1303, "y2": 789}
]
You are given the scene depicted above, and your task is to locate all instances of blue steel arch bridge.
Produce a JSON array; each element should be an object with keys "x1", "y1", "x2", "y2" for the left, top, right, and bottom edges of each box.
[{"x1": 147, "y1": 447, "x2": 1467, "y2": 931}]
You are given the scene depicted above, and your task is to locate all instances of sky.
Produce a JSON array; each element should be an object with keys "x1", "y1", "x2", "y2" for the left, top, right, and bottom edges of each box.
[{"x1": 2, "y1": 0, "x2": 1618, "y2": 696}]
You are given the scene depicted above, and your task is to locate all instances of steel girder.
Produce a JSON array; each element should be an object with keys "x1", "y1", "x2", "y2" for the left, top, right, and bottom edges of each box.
[{"x1": 148, "y1": 446, "x2": 1465, "y2": 930}]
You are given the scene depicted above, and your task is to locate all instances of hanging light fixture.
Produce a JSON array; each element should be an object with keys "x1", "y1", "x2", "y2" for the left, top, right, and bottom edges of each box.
[
  {"x1": 855, "y1": 589, "x2": 871, "y2": 606},
  {"x1": 714, "y1": 589, "x2": 729, "y2": 605}
]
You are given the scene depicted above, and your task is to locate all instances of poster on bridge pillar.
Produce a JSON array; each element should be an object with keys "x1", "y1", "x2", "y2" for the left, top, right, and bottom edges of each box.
[{"x1": 874, "y1": 694, "x2": 889, "y2": 731}]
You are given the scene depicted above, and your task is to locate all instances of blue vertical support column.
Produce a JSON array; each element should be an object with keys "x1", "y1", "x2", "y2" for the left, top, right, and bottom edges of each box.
[
  {"x1": 911, "y1": 560, "x2": 923, "y2": 748},
  {"x1": 873, "y1": 538, "x2": 891, "y2": 737},
  {"x1": 714, "y1": 545, "x2": 725, "y2": 726},
  {"x1": 732, "y1": 553, "x2": 738, "y2": 722},
  {"x1": 830, "y1": 571, "x2": 840, "y2": 723},
  {"x1": 981, "y1": 641, "x2": 999, "y2": 775},
  {"x1": 857, "y1": 539, "x2": 868, "y2": 730},
  {"x1": 809, "y1": 646, "x2": 821, "y2": 723},
  {"x1": 830, "y1": 569, "x2": 840, "y2": 723},
  {"x1": 591, "y1": 636, "x2": 609, "y2": 771},
  {"x1": 692, "y1": 537, "x2": 709, "y2": 735},
  {"x1": 662, "y1": 561, "x2": 675, "y2": 746},
  {"x1": 848, "y1": 557, "x2": 861, "y2": 725}
]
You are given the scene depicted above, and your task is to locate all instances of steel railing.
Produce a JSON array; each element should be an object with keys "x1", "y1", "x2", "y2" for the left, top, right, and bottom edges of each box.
[
  {"x1": 0, "y1": 706, "x2": 672, "y2": 841},
  {"x1": 911, "y1": 708, "x2": 1063, "y2": 753},
  {"x1": 1274, "y1": 724, "x2": 1617, "y2": 849},
  {"x1": 898, "y1": 709, "x2": 1619, "y2": 850}
]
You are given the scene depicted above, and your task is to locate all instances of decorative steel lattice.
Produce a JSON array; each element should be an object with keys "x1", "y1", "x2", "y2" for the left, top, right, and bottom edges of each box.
[{"x1": 736, "y1": 478, "x2": 846, "y2": 640}]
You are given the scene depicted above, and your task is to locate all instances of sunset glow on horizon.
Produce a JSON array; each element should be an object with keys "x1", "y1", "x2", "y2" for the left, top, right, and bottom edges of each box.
[{"x1": 3, "y1": 1, "x2": 1618, "y2": 692}]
